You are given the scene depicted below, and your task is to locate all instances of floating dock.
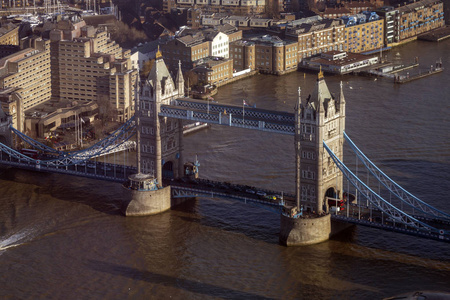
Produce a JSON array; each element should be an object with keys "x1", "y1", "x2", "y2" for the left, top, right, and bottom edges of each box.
[{"x1": 394, "y1": 67, "x2": 444, "y2": 84}]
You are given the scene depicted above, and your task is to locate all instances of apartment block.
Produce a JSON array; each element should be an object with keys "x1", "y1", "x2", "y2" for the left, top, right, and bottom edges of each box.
[
  {"x1": 229, "y1": 40, "x2": 255, "y2": 71},
  {"x1": 375, "y1": 6, "x2": 398, "y2": 45},
  {"x1": 162, "y1": 0, "x2": 266, "y2": 14},
  {"x1": 231, "y1": 35, "x2": 298, "y2": 75},
  {"x1": 342, "y1": 12, "x2": 384, "y2": 53},
  {"x1": 49, "y1": 18, "x2": 137, "y2": 122},
  {"x1": 285, "y1": 18, "x2": 346, "y2": 62},
  {"x1": 397, "y1": 0, "x2": 444, "y2": 42},
  {"x1": 0, "y1": 39, "x2": 51, "y2": 112},
  {"x1": 0, "y1": 23, "x2": 19, "y2": 46}
]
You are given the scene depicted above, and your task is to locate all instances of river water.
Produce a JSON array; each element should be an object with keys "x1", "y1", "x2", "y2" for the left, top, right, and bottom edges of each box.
[{"x1": 1, "y1": 40, "x2": 449, "y2": 299}]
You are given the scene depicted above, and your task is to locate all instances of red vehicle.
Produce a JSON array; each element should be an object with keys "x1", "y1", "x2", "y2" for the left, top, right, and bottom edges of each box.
[
  {"x1": 328, "y1": 198, "x2": 345, "y2": 209},
  {"x1": 20, "y1": 149, "x2": 39, "y2": 159}
]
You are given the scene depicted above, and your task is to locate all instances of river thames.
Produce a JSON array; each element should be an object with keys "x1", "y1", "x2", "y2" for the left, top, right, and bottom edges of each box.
[{"x1": 0, "y1": 39, "x2": 449, "y2": 299}]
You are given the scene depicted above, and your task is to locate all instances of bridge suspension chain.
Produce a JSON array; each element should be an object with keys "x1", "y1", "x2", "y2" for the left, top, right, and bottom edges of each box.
[
  {"x1": 10, "y1": 126, "x2": 61, "y2": 154},
  {"x1": 344, "y1": 132, "x2": 450, "y2": 221},
  {"x1": 4, "y1": 116, "x2": 137, "y2": 167},
  {"x1": 323, "y1": 141, "x2": 439, "y2": 234}
]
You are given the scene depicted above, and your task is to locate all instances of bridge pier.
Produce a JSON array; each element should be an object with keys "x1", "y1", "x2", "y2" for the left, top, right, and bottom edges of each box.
[
  {"x1": 122, "y1": 173, "x2": 172, "y2": 216},
  {"x1": 279, "y1": 213, "x2": 331, "y2": 246}
]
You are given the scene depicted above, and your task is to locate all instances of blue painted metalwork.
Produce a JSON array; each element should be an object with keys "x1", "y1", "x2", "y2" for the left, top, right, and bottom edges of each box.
[
  {"x1": 344, "y1": 131, "x2": 450, "y2": 221},
  {"x1": 4, "y1": 116, "x2": 136, "y2": 167},
  {"x1": 159, "y1": 98, "x2": 295, "y2": 135},
  {"x1": 323, "y1": 140, "x2": 448, "y2": 239}
]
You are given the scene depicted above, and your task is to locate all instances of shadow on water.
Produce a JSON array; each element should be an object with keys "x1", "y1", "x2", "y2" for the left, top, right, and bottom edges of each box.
[
  {"x1": 171, "y1": 196, "x2": 281, "y2": 244},
  {"x1": 0, "y1": 167, "x2": 124, "y2": 216},
  {"x1": 87, "y1": 259, "x2": 276, "y2": 300}
]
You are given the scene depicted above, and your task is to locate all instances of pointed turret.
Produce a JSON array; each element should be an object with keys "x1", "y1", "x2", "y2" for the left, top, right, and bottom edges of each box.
[
  {"x1": 307, "y1": 69, "x2": 333, "y2": 116},
  {"x1": 338, "y1": 81, "x2": 346, "y2": 116},
  {"x1": 147, "y1": 46, "x2": 175, "y2": 103},
  {"x1": 176, "y1": 60, "x2": 184, "y2": 96}
]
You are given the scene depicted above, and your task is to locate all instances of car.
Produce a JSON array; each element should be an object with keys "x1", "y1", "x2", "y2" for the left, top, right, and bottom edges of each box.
[
  {"x1": 256, "y1": 191, "x2": 267, "y2": 197},
  {"x1": 87, "y1": 163, "x2": 96, "y2": 169},
  {"x1": 245, "y1": 189, "x2": 256, "y2": 194}
]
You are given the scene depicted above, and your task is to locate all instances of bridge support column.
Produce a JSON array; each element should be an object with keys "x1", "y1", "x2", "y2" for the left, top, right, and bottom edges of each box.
[
  {"x1": 279, "y1": 213, "x2": 331, "y2": 246},
  {"x1": 122, "y1": 173, "x2": 171, "y2": 216}
]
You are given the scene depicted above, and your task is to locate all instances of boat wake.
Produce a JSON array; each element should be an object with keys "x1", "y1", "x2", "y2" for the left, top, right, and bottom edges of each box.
[{"x1": 0, "y1": 228, "x2": 36, "y2": 253}]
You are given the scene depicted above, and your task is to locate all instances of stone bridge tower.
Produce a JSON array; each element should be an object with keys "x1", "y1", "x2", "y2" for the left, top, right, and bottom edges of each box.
[
  {"x1": 139, "y1": 51, "x2": 185, "y2": 185},
  {"x1": 122, "y1": 51, "x2": 185, "y2": 216},
  {"x1": 0, "y1": 105, "x2": 13, "y2": 147},
  {"x1": 299, "y1": 71, "x2": 346, "y2": 214}
]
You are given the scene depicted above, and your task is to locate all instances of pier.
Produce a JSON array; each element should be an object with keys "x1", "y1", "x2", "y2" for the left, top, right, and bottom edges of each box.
[{"x1": 394, "y1": 67, "x2": 444, "y2": 84}]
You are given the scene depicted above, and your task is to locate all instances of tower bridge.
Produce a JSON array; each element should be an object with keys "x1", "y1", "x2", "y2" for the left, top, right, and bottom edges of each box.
[{"x1": 0, "y1": 51, "x2": 448, "y2": 246}]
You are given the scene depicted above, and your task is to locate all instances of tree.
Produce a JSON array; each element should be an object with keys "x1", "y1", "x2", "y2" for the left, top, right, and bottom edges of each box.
[{"x1": 109, "y1": 21, "x2": 148, "y2": 48}]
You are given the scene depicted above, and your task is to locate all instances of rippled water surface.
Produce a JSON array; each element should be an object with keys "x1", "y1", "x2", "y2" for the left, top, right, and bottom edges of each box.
[{"x1": 0, "y1": 40, "x2": 449, "y2": 299}]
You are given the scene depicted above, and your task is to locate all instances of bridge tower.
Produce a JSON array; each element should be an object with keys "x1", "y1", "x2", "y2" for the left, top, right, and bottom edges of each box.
[
  {"x1": 0, "y1": 104, "x2": 12, "y2": 147},
  {"x1": 122, "y1": 50, "x2": 185, "y2": 216},
  {"x1": 300, "y1": 71, "x2": 346, "y2": 214},
  {"x1": 280, "y1": 71, "x2": 346, "y2": 246},
  {"x1": 139, "y1": 51, "x2": 185, "y2": 183}
]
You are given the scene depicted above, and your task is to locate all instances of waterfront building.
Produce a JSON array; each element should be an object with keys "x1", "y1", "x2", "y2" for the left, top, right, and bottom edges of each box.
[
  {"x1": 0, "y1": 23, "x2": 19, "y2": 46},
  {"x1": 205, "y1": 31, "x2": 230, "y2": 58},
  {"x1": 229, "y1": 39, "x2": 255, "y2": 71},
  {"x1": 397, "y1": 0, "x2": 444, "y2": 42},
  {"x1": 231, "y1": 35, "x2": 297, "y2": 75},
  {"x1": 284, "y1": 18, "x2": 346, "y2": 63},
  {"x1": 375, "y1": 6, "x2": 398, "y2": 45},
  {"x1": 162, "y1": 24, "x2": 241, "y2": 72},
  {"x1": 341, "y1": 12, "x2": 384, "y2": 53},
  {"x1": 161, "y1": 33, "x2": 210, "y2": 72},
  {"x1": 192, "y1": 56, "x2": 234, "y2": 85}
]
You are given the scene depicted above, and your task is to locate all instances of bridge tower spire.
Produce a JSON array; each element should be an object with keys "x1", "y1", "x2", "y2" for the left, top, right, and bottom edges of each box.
[{"x1": 176, "y1": 60, "x2": 184, "y2": 96}]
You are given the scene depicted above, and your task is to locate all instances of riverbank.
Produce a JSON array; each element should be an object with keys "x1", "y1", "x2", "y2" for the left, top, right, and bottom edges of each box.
[{"x1": 418, "y1": 26, "x2": 450, "y2": 42}]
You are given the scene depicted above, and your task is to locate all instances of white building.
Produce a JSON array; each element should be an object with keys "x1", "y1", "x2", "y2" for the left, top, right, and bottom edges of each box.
[{"x1": 208, "y1": 32, "x2": 229, "y2": 58}]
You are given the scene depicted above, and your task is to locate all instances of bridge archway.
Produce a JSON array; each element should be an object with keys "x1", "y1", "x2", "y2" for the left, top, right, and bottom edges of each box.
[
  {"x1": 325, "y1": 187, "x2": 338, "y2": 199},
  {"x1": 162, "y1": 161, "x2": 174, "y2": 179},
  {"x1": 0, "y1": 135, "x2": 7, "y2": 145}
]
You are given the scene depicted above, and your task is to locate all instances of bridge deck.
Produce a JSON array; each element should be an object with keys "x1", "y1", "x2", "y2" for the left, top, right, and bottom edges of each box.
[{"x1": 160, "y1": 98, "x2": 296, "y2": 135}]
